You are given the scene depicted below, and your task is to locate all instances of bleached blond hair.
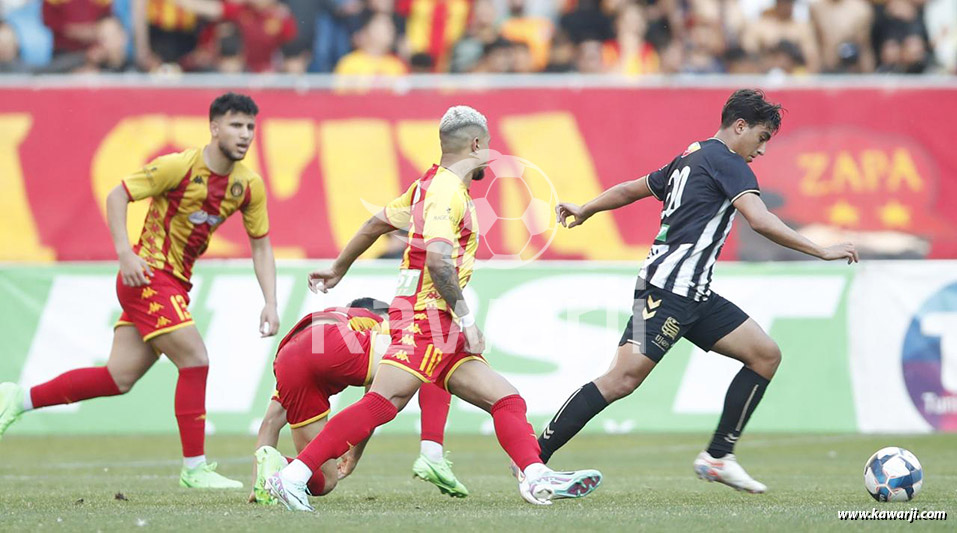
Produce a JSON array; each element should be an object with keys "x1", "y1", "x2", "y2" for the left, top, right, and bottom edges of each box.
[{"x1": 439, "y1": 105, "x2": 488, "y2": 152}]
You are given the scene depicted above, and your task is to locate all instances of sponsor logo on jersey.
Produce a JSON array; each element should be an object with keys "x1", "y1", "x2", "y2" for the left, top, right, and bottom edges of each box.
[{"x1": 188, "y1": 211, "x2": 224, "y2": 226}]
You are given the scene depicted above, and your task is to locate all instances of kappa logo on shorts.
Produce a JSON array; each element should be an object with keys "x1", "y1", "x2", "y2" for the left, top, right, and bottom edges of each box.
[
  {"x1": 147, "y1": 302, "x2": 164, "y2": 315},
  {"x1": 155, "y1": 316, "x2": 171, "y2": 328},
  {"x1": 392, "y1": 350, "x2": 410, "y2": 362},
  {"x1": 140, "y1": 287, "x2": 158, "y2": 299},
  {"x1": 400, "y1": 334, "x2": 415, "y2": 346}
]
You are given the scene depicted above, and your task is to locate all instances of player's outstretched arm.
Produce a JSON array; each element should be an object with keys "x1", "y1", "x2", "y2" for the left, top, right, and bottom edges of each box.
[
  {"x1": 734, "y1": 192, "x2": 859, "y2": 264},
  {"x1": 426, "y1": 241, "x2": 485, "y2": 353},
  {"x1": 250, "y1": 236, "x2": 279, "y2": 337},
  {"x1": 556, "y1": 176, "x2": 654, "y2": 228},
  {"x1": 106, "y1": 185, "x2": 154, "y2": 287},
  {"x1": 308, "y1": 213, "x2": 396, "y2": 294}
]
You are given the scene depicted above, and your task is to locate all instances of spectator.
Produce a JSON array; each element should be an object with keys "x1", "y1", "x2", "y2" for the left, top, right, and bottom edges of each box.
[
  {"x1": 575, "y1": 38, "x2": 605, "y2": 72},
  {"x1": 172, "y1": 0, "x2": 296, "y2": 72},
  {"x1": 763, "y1": 37, "x2": 806, "y2": 73},
  {"x1": 543, "y1": 29, "x2": 576, "y2": 71},
  {"x1": 449, "y1": 0, "x2": 499, "y2": 73},
  {"x1": 86, "y1": 16, "x2": 134, "y2": 71},
  {"x1": 741, "y1": 0, "x2": 821, "y2": 72},
  {"x1": 560, "y1": 0, "x2": 614, "y2": 44},
  {"x1": 683, "y1": 21, "x2": 727, "y2": 72},
  {"x1": 133, "y1": 0, "x2": 202, "y2": 70},
  {"x1": 900, "y1": 30, "x2": 929, "y2": 72},
  {"x1": 42, "y1": 15, "x2": 132, "y2": 72},
  {"x1": 512, "y1": 39, "x2": 535, "y2": 72},
  {"x1": 472, "y1": 36, "x2": 513, "y2": 72},
  {"x1": 409, "y1": 50, "x2": 433, "y2": 71},
  {"x1": 0, "y1": 20, "x2": 28, "y2": 72},
  {"x1": 42, "y1": 0, "x2": 112, "y2": 57},
  {"x1": 218, "y1": 24, "x2": 244, "y2": 72},
  {"x1": 334, "y1": 13, "x2": 407, "y2": 76},
  {"x1": 924, "y1": 0, "x2": 956, "y2": 72},
  {"x1": 603, "y1": 2, "x2": 659, "y2": 75},
  {"x1": 405, "y1": 0, "x2": 472, "y2": 71},
  {"x1": 312, "y1": 0, "x2": 364, "y2": 72},
  {"x1": 810, "y1": 0, "x2": 875, "y2": 72},
  {"x1": 500, "y1": 0, "x2": 554, "y2": 71},
  {"x1": 723, "y1": 45, "x2": 762, "y2": 73},
  {"x1": 277, "y1": 0, "x2": 318, "y2": 73}
]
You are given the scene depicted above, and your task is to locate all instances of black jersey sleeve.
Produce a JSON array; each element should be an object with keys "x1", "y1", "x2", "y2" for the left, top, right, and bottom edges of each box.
[
  {"x1": 712, "y1": 153, "x2": 760, "y2": 202},
  {"x1": 645, "y1": 159, "x2": 675, "y2": 202}
]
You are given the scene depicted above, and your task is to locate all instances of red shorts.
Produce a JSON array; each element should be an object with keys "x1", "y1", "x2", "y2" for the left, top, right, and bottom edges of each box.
[
  {"x1": 382, "y1": 307, "x2": 486, "y2": 390},
  {"x1": 273, "y1": 323, "x2": 374, "y2": 428},
  {"x1": 115, "y1": 270, "x2": 194, "y2": 341}
]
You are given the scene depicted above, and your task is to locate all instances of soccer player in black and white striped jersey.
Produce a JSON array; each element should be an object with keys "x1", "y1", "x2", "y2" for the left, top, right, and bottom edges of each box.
[{"x1": 536, "y1": 89, "x2": 859, "y2": 493}]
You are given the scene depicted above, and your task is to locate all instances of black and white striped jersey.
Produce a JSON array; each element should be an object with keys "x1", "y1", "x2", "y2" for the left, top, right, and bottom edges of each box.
[{"x1": 638, "y1": 138, "x2": 760, "y2": 301}]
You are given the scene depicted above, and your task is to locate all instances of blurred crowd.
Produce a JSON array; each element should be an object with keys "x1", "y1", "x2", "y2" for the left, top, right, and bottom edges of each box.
[{"x1": 0, "y1": 0, "x2": 954, "y2": 75}]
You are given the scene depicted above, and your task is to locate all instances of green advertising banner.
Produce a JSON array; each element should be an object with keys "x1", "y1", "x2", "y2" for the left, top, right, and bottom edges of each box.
[{"x1": 0, "y1": 261, "x2": 856, "y2": 436}]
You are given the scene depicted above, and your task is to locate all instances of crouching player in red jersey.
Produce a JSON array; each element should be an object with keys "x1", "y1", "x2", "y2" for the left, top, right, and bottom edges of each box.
[
  {"x1": 0, "y1": 93, "x2": 279, "y2": 489},
  {"x1": 266, "y1": 106, "x2": 602, "y2": 511},
  {"x1": 249, "y1": 297, "x2": 468, "y2": 503}
]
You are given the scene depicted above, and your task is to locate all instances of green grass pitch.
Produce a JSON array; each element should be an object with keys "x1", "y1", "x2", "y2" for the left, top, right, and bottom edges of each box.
[{"x1": 1, "y1": 433, "x2": 954, "y2": 531}]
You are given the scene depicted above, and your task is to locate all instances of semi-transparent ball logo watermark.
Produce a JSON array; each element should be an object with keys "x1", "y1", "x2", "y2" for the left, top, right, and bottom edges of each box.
[{"x1": 361, "y1": 149, "x2": 559, "y2": 269}]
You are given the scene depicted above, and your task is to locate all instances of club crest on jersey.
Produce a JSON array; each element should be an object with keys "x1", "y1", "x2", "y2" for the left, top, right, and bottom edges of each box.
[
  {"x1": 230, "y1": 182, "x2": 244, "y2": 198},
  {"x1": 188, "y1": 211, "x2": 224, "y2": 226}
]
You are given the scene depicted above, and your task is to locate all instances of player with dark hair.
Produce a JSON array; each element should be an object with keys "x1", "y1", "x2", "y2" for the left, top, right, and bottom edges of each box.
[
  {"x1": 266, "y1": 105, "x2": 601, "y2": 512},
  {"x1": 537, "y1": 89, "x2": 858, "y2": 493},
  {"x1": 0, "y1": 92, "x2": 277, "y2": 489},
  {"x1": 250, "y1": 297, "x2": 469, "y2": 502}
]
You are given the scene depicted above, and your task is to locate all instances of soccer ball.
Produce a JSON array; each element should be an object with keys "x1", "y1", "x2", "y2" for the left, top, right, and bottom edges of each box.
[{"x1": 863, "y1": 447, "x2": 923, "y2": 502}]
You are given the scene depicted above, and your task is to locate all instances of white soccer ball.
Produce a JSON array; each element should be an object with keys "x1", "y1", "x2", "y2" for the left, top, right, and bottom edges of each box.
[{"x1": 863, "y1": 447, "x2": 923, "y2": 502}]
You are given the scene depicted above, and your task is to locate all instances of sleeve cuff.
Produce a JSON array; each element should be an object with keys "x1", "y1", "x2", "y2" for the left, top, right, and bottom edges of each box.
[
  {"x1": 248, "y1": 231, "x2": 270, "y2": 239},
  {"x1": 121, "y1": 181, "x2": 134, "y2": 201},
  {"x1": 730, "y1": 189, "x2": 760, "y2": 203}
]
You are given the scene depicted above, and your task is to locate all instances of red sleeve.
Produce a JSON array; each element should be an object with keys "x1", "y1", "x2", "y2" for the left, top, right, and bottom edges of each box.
[
  {"x1": 222, "y1": 2, "x2": 242, "y2": 20},
  {"x1": 42, "y1": 0, "x2": 66, "y2": 32}
]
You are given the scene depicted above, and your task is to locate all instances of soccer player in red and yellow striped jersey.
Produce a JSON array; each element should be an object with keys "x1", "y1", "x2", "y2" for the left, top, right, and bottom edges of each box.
[
  {"x1": 264, "y1": 106, "x2": 601, "y2": 512},
  {"x1": 249, "y1": 298, "x2": 468, "y2": 503},
  {"x1": 0, "y1": 93, "x2": 279, "y2": 490}
]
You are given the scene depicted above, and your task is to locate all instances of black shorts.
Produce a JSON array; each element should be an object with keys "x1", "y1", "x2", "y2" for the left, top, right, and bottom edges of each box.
[{"x1": 618, "y1": 280, "x2": 749, "y2": 362}]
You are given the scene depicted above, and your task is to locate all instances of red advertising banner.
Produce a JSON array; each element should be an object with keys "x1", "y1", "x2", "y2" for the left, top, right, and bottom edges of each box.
[{"x1": 1, "y1": 85, "x2": 955, "y2": 262}]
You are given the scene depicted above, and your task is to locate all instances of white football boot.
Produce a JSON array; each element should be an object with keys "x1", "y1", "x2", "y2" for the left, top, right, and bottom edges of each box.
[
  {"x1": 693, "y1": 451, "x2": 767, "y2": 493},
  {"x1": 265, "y1": 472, "x2": 314, "y2": 512},
  {"x1": 518, "y1": 467, "x2": 603, "y2": 505}
]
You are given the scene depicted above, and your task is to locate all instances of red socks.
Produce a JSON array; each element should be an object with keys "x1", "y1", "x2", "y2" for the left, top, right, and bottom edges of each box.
[
  {"x1": 30, "y1": 367, "x2": 122, "y2": 409},
  {"x1": 307, "y1": 469, "x2": 326, "y2": 496},
  {"x1": 175, "y1": 366, "x2": 208, "y2": 458},
  {"x1": 491, "y1": 394, "x2": 542, "y2": 471},
  {"x1": 418, "y1": 383, "x2": 451, "y2": 444},
  {"x1": 297, "y1": 392, "x2": 397, "y2": 472}
]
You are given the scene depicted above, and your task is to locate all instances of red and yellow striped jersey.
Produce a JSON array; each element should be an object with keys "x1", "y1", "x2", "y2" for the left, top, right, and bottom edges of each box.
[
  {"x1": 384, "y1": 165, "x2": 478, "y2": 312},
  {"x1": 122, "y1": 148, "x2": 269, "y2": 286}
]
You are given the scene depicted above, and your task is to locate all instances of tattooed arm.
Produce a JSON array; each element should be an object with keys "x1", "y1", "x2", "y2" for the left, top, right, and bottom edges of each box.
[{"x1": 426, "y1": 240, "x2": 485, "y2": 353}]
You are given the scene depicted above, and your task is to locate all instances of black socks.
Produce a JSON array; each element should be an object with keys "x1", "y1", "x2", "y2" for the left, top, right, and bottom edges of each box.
[
  {"x1": 538, "y1": 381, "x2": 609, "y2": 463},
  {"x1": 706, "y1": 366, "x2": 770, "y2": 458}
]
